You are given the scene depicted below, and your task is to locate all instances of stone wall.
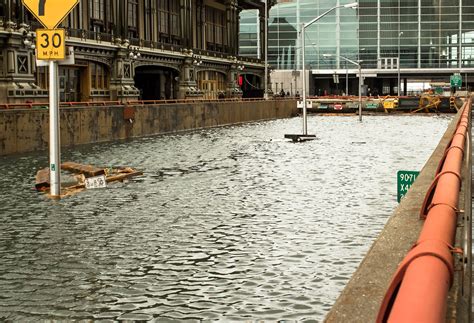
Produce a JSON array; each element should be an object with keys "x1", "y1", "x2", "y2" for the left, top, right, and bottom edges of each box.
[{"x1": 0, "y1": 100, "x2": 298, "y2": 156}]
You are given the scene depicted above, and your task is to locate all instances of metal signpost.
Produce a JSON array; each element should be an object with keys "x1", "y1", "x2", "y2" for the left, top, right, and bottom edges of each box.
[
  {"x1": 397, "y1": 170, "x2": 419, "y2": 202},
  {"x1": 22, "y1": 0, "x2": 80, "y2": 197}
]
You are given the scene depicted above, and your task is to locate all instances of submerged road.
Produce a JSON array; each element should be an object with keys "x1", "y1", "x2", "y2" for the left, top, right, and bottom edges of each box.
[{"x1": 0, "y1": 114, "x2": 452, "y2": 321}]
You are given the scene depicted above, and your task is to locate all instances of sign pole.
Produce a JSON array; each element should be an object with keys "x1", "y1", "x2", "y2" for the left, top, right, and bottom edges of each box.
[
  {"x1": 49, "y1": 60, "x2": 61, "y2": 197},
  {"x1": 22, "y1": 0, "x2": 80, "y2": 198}
]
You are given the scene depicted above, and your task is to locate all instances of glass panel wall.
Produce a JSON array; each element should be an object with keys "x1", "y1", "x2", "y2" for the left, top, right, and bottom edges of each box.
[
  {"x1": 263, "y1": 0, "x2": 359, "y2": 70},
  {"x1": 463, "y1": 2, "x2": 474, "y2": 67},
  {"x1": 239, "y1": 10, "x2": 260, "y2": 58},
  {"x1": 240, "y1": 0, "x2": 474, "y2": 70}
]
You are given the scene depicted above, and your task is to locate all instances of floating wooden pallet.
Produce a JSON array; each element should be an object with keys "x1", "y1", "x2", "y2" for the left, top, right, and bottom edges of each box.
[
  {"x1": 35, "y1": 162, "x2": 142, "y2": 197},
  {"x1": 61, "y1": 162, "x2": 105, "y2": 177}
]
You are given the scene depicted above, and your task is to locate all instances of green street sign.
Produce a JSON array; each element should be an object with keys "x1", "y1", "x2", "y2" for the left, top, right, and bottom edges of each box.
[
  {"x1": 397, "y1": 170, "x2": 420, "y2": 203},
  {"x1": 450, "y1": 74, "x2": 462, "y2": 88}
]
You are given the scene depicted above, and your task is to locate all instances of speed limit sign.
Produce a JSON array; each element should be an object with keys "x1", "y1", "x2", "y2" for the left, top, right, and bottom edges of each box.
[{"x1": 36, "y1": 28, "x2": 65, "y2": 60}]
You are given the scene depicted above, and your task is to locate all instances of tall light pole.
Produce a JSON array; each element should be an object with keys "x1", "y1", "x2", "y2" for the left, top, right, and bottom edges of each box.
[
  {"x1": 264, "y1": 0, "x2": 268, "y2": 100},
  {"x1": 345, "y1": 61, "x2": 349, "y2": 96},
  {"x1": 324, "y1": 54, "x2": 363, "y2": 122},
  {"x1": 285, "y1": 2, "x2": 358, "y2": 141},
  {"x1": 398, "y1": 31, "x2": 403, "y2": 97}
]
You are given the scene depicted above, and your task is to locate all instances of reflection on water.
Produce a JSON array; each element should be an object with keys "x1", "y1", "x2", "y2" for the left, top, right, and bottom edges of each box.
[{"x1": 0, "y1": 114, "x2": 452, "y2": 321}]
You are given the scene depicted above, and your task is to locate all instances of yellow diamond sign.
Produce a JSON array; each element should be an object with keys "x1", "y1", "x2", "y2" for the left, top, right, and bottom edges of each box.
[{"x1": 22, "y1": 0, "x2": 79, "y2": 29}]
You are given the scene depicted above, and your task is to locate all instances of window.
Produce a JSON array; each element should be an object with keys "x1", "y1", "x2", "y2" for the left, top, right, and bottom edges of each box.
[
  {"x1": 89, "y1": 0, "x2": 105, "y2": 33},
  {"x1": 37, "y1": 67, "x2": 48, "y2": 89},
  {"x1": 90, "y1": 62, "x2": 109, "y2": 89},
  {"x1": 156, "y1": 0, "x2": 181, "y2": 41},
  {"x1": 106, "y1": 0, "x2": 113, "y2": 30},
  {"x1": 158, "y1": 0, "x2": 169, "y2": 34},
  {"x1": 128, "y1": 0, "x2": 138, "y2": 28},
  {"x1": 169, "y1": 1, "x2": 180, "y2": 37},
  {"x1": 90, "y1": 0, "x2": 105, "y2": 20},
  {"x1": 205, "y1": 6, "x2": 225, "y2": 50}
]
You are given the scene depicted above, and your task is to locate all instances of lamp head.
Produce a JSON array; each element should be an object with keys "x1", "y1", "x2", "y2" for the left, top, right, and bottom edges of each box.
[
  {"x1": 344, "y1": 2, "x2": 358, "y2": 8},
  {"x1": 322, "y1": 54, "x2": 333, "y2": 58}
]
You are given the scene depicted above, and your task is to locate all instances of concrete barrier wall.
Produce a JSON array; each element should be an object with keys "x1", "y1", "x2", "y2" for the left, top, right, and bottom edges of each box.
[
  {"x1": 325, "y1": 106, "x2": 471, "y2": 322},
  {"x1": 0, "y1": 100, "x2": 298, "y2": 156}
]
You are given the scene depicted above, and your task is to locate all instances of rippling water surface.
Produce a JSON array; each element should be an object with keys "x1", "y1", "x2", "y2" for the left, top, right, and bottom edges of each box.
[{"x1": 0, "y1": 114, "x2": 452, "y2": 322}]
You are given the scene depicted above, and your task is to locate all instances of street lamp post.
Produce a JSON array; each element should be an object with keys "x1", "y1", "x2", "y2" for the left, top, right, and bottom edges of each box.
[
  {"x1": 285, "y1": 2, "x2": 358, "y2": 141},
  {"x1": 324, "y1": 53, "x2": 362, "y2": 122},
  {"x1": 398, "y1": 31, "x2": 403, "y2": 97}
]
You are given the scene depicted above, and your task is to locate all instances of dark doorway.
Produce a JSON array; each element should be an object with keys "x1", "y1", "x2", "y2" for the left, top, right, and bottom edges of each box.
[
  {"x1": 59, "y1": 66, "x2": 83, "y2": 102},
  {"x1": 134, "y1": 66, "x2": 178, "y2": 100},
  {"x1": 241, "y1": 74, "x2": 263, "y2": 98}
]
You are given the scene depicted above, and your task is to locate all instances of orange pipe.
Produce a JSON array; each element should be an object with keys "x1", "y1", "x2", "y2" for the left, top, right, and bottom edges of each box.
[{"x1": 377, "y1": 99, "x2": 471, "y2": 322}]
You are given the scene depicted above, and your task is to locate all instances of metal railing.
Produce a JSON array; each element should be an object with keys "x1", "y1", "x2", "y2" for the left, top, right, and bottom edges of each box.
[
  {"x1": 377, "y1": 99, "x2": 471, "y2": 322},
  {"x1": 0, "y1": 97, "x2": 296, "y2": 110}
]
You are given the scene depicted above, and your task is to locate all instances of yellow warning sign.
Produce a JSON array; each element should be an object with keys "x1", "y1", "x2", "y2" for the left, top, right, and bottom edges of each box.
[
  {"x1": 22, "y1": 0, "x2": 79, "y2": 29},
  {"x1": 36, "y1": 29, "x2": 65, "y2": 60}
]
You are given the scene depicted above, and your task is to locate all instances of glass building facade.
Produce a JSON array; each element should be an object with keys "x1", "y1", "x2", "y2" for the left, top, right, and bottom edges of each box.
[
  {"x1": 240, "y1": 0, "x2": 474, "y2": 71},
  {"x1": 240, "y1": 9, "x2": 261, "y2": 58}
]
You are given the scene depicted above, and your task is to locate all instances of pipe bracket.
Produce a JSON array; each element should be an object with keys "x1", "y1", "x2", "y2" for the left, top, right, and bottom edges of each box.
[{"x1": 420, "y1": 170, "x2": 461, "y2": 219}]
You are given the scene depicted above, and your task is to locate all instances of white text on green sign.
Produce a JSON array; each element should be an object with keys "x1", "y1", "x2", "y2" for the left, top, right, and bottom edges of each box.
[{"x1": 397, "y1": 170, "x2": 420, "y2": 203}]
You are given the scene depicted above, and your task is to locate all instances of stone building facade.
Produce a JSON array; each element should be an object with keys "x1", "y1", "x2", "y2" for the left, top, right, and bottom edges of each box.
[{"x1": 0, "y1": 0, "x2": 269, "y2": 103}]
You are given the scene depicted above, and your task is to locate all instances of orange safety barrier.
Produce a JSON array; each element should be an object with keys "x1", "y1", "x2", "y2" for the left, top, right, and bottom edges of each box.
[{"x1": 377, "y1": 99, "x2": 471, "y2": 323}]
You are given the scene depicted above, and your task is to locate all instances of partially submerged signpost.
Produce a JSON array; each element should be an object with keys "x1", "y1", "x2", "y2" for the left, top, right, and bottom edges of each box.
[
  {"x1": 22, "y1": 0, "x2": 80, "y2": 197},
  {"x1": 397, "y1": 170, "x2": 419, "y2": 202}
]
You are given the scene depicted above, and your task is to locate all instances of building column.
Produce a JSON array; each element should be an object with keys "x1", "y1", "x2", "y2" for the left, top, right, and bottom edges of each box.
[
  {"x1": 177, "y1": 50, "x2": 203, "y2": 99},
  {"x1": 226, "y1": 60, "x2": 243, "y2": 98},
  {"x1": 115, "y1": 0, "x2": 123, "y2": 43},
  {"x1": 377, "y1": 0, "x2": 381, "y2": 68},
  {"x1": 181, "y1": 0, "x2": 192, "y2": 49},
  {"x1": 0, "y1": 28, "x2": 43, "y2": 103},
  {"x1": 225, "y1": 1, "x2": 232, "y2": 52},
  {"x1": 258, "y1": 7, "x2": 265, "y2": 60},
  {"x1": 459, "y1": 0, "x2": 463, "y2": 68},
  {"x1": 236, "y1": 6, "x2": 242, "y2": 57},
  {"x1": 121, "y1": 0, "x2": 129, "y2": 42},
  {"x1": 5, "y1": 0, "x2": 15, "y2": 29},
  {"x1": 109, "y1": 48, "x2": 140, "y2": 102},
  {"x1": 417, "y1": 0, "x2": 421, "y2": 68},
  {"x1": 197, "y1": 0, "x2": 204, "y2": 49},
  {"x1": 227, "y1": 0, "x2": 239, "y2": 56}
]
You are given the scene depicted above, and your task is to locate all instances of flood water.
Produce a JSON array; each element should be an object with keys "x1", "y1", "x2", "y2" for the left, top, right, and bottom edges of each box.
[{"x1": 0, "y1": 114, "x2": 452, "y2": 322}]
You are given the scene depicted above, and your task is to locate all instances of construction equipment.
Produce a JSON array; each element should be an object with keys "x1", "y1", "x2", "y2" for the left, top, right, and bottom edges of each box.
[
  {"x1": 411, "y1": 94, "x2": 441, "y2": 113},
  {"x1": 380, "y1": 96, "x2": 398, "y2": 112}
]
